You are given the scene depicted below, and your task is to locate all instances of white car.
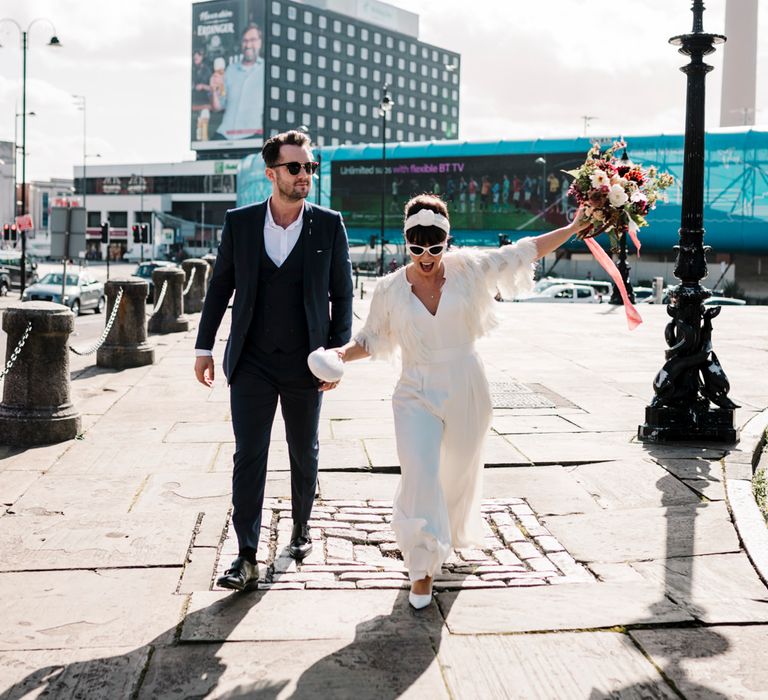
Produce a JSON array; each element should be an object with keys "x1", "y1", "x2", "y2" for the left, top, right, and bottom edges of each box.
[
  {"x1": 534, "y1": 277, "x2": 612, "y2": 297},
  {"x1": 516, "y1": 283, "x2": 600, "y2": 303},
  {"x1": 703, "y1": 296, "x2": 746, "y2": 306}
]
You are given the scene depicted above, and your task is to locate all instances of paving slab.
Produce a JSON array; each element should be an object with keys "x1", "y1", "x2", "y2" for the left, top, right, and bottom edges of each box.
[
  {"x1": 130, "y1": 473, "x2": 231, "y2": 513},
  {"x1": 0, "y1": 512, "x2": 197, "y2": 571},
  {"x1": 506, "y1": 432, "x2": 638, "y2": 464},
  {"x1": 0, "y1": 443, "x2": 72, "y2": 472},
  {"x1": 329, "y1": 418, "x2": 397, "y2": 440},
  {"x1": 317, "y1": 473, "x2": 400, "y2": 501},
  {"x1": 362, "y1": 438, "x2": 400, "y2": 469},
  {"x1": 47, "y1": 441, "x2": 220, "y2": 475},
  {"x1": 80, "y1": 418, "x2": 177, "y2": 444},
  {"x1": 543, "y1": 501, "x2": 740, "y2": 563},
  {"x1": 139, "y1": 637, "x2": 448, "y2": 699},
  {"x1": 629, "y1": 553, "x2": 768, "y2": 623},
  {"x1": 181, "y1": 590, "x2": 443, "y2": 642},
  {"x1": 0, "y1": 471, "x2": 41, "y2": 506},
  {"x1": 0, "y1": 568, "x2": 184, "y2": 650},
  {"x1": 0, "y1": 647, "x2": 149, "y2": 699},
  {"x1": 481, "y1": 465, "x2": 602, "y2": 515},
  {"x1": 437, "y1": 582, "x2": 693, "y2": 634},
  {"x1": 567, "y1": 459, "x2": 701, "y2": 510},
  {"x1": 631, "y1": 626, "x2": 768, "y2": 700},
  {"x1": 491, "y1": 414, "x2": 585, "y2": 435},
  {"x1": 482, "y1": 435, "x2": 534, "y2": 466},
  {"x1": 438, "y1": 631, "x2": 676, "y2": 699},
  {"x1": 10, "y1": 475, "x2": 145, "y2": 516}
]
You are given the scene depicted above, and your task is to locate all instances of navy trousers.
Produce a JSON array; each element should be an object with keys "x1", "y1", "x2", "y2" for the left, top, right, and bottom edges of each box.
[{"x1": 229, "y1": 344, "x2": 322, "y2": 552}]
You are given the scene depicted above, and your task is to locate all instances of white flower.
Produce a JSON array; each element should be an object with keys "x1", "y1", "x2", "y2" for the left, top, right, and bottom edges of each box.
[
  {"x1": 630, "y1": 190, "x2": 647, "y2": 204},
  {"x1": 590, "y1": 169, "x2": 610, "y2": 188},
  {"x1": 607, "y1": 184, "x2": 629, "y2": 208}
]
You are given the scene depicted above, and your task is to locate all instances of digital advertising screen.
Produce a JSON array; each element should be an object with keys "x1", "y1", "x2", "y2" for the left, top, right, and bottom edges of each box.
[
  {"x1": 330, "y1": 152, "x2": 586, "y2": 235},
  {"x1": 191, "y1": 0, "x2": 266, "y2": 151}
]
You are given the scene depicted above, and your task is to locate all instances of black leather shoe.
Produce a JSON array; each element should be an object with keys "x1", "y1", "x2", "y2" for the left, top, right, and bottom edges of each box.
[
  {"x1": 289, "y1": 523, "x2": 312, "y2": 560},
  {"x1": 216, "y1": 556, "x2": 259, "y2": 592}
]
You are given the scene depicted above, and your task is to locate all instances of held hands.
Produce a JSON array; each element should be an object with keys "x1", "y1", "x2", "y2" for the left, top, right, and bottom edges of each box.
[
  {"x1": 194, "y1": 356, "x2": 215, "y2": 387},
  {"x1": 570, "y1": 206, "x2": 609, "y2": 240}
]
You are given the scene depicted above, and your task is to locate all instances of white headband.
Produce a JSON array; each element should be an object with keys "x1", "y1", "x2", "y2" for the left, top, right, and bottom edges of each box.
[{"x1": 404, "y1": 208, "x2": 451, "y2": 235}]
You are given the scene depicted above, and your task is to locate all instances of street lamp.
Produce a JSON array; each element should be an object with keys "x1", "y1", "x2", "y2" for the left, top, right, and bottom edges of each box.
[
  {"x1": 534, "y1": 156, "x2": 546, "y2": 214},
  {"x1": 609, "y1": 148, "x2": 636, "y2": 305},
  {"x1": 12, "y1": 110, "x2": 35, "y2": 221},
  {"x1": 638, "y1": 0, "x2": 737, "y2": 443},
  {"x1": 377, "y1": 84, "x2": 394, "y2": 276},
  {"x1": 0, "y1": 17, "x2": 61, "y2": 295}
]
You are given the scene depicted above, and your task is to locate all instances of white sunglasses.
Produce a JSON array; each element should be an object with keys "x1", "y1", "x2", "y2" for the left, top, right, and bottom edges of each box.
[{"x1": 405, "y1": 241, "x2": 448, "y2": 257}]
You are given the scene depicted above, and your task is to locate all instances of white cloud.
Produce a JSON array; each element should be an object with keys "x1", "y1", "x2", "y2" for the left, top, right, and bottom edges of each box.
[{"x1": 0, "y1": 0, "x2": 763, "y2": 182}]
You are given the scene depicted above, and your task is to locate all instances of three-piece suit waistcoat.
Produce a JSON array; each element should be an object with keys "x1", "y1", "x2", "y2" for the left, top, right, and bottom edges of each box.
[{"x1": 246, "y1": 229, "x2": 309, "y2": 353}]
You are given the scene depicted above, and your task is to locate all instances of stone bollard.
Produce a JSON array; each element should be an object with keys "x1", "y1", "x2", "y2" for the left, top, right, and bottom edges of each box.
[
  {"x1": 0, "y1": 302, "x2": 81, "y2": 446},
  {"x1": 97, "y1": 278, "x2": 155, "y2": 369},
  {"x1": 202, "y1": 253, "x2": 217, "y2": 289},
  {"x1": 148, "y1": 267, "x2": 189, "y2": 334},
  {"x1": 181, "y1": 258, "x2": 209, "y2": 314}
]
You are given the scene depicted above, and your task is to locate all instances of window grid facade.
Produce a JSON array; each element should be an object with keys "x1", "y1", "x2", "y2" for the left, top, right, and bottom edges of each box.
[{"x1": 263, "y1": 0, "x2": 460, "y2": 147}]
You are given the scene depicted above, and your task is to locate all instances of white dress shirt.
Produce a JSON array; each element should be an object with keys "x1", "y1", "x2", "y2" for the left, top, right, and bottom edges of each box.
[{"x1": 195, "y1": 198, "x2": 305, "y2": 357}]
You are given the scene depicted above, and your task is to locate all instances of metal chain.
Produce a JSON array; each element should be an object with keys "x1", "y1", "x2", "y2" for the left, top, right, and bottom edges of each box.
[
  {"x1": 69, "y1": 287, "x2": 125, "y2": 356},
  {"x1": 182, "y1": 267, "x2": 196, "y2": 296},
  {"x1": 0, "y1": 321, "x2": 32, "y2": 382},
  {"x1": 149, "y1": 280, "x2": 169, "y2": 317}
]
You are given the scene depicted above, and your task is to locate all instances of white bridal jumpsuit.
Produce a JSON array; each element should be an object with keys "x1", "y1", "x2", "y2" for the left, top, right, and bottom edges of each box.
[{"x1": 354, "y1": 238, "x2": 538, "y2": 582}]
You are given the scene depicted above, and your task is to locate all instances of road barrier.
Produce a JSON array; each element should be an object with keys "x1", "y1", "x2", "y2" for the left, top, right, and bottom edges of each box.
[
  {"x1": 148, "y1": 267, "x2": 189, "y2": 334},
  {"x1": 97, "y1": 279, "x2": 155, "y2": 369},
  {"x1": 0, "y1": 302, "x2": 81, "y2": 445},
  {"x1": 181, "y1": 259, "x2": 209, "y2": 313}
]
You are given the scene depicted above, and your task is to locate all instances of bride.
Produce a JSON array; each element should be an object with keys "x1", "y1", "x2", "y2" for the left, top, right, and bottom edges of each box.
[{"x1": 333, "y1": 193, "x2": 590, "y2": 608}]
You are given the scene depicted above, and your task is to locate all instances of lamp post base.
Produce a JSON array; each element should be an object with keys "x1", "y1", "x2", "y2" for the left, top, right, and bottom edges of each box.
[{"x1": 638, "y1": 403, "x2": 738, "y2": 443}]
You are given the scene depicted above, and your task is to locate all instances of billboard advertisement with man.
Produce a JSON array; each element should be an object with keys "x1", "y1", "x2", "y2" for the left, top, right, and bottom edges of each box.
[{"x1": 191, "y1": 0, "x2": 266, "y2": 150}]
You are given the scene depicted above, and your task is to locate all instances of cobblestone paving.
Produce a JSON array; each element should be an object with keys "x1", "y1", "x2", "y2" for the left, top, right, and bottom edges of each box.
[{"x1": 211, "y1": 498, "x2": 594, "y2": 591}]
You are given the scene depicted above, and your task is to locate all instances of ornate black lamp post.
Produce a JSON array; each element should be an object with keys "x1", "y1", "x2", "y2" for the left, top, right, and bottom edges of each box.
[
  {"x1": 638, "y1": 0, "x2": 737, "y2": 443},
  {"x1": 609, "y1": 149, "x2": 636, "y2": 305},
  {"x1": 377, "y1": 84, "x2": 394, "y2": 275}
]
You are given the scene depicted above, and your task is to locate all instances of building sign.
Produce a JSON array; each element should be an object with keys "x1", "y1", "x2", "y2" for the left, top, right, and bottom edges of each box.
[
  {"x1": 331, "y1": 152, "x2": 585, "y2": 233},
  {"x1": 191, "y1": 0, "x2": 266, "y2": 151}
]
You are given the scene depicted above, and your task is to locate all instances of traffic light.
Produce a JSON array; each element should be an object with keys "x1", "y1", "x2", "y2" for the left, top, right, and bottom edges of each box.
[
  {"x1": 132, "y1": 225, "x2": 141, "y2": 243},
  {"x1": 2, "y1": 224, "x2": 8, "y2": 241},
  {"x1": 140, "y1": 224, "x2": 149, "y2": 244},
  {"x1": 9, "y1": 224, "x2": 17, "y2": 242},
  {"x1": 369, "y1": 235, "x2": 376, "y2": 249},
  {"x1": 100, "y1": 222, "x2": 110, "y2": 244}
]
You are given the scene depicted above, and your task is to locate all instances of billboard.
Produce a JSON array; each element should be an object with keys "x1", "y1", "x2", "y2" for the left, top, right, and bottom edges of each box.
[
  {"x1": 331, "y1": 152, "x2": 586, "y2": 236},
  {"x1": 191, "y1": 0, "x2": 266, "y2": 151}
]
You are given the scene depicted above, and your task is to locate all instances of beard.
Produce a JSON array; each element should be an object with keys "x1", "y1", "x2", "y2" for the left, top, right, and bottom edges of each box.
[{"x1": 276, "y1": 178, "x2": 310, "y2": 201}]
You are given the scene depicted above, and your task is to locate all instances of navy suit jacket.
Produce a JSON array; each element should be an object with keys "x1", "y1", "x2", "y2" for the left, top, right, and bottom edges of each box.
[{"x1": 195, "y1": 200, "x2": 354, "y2": 383}]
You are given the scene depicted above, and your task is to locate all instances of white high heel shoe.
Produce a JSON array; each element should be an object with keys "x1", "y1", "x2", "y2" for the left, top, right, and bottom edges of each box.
[{"x1": 409, "y1": 578, "x2": 433, "y2": 609}]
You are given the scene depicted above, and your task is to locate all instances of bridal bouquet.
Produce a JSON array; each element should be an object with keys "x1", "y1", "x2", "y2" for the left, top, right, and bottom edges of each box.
[{"x1": 564, "y1": 140, "x2": 675, "y2": 252}]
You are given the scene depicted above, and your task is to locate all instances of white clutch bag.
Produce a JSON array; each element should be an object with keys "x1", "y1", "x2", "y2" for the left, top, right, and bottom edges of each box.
[{"x1": 307, "y1": 347, "x2": 345, "y2": 383}]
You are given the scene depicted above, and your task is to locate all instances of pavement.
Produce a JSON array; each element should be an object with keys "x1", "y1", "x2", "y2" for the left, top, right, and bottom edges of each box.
[{"x1": 1, "y1": 285, "x2": 768, "y2": 699}]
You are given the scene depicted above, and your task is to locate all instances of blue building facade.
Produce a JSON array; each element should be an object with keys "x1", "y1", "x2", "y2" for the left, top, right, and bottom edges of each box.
[{"x1": 237, "y1": 129, "x2": 768, "y2": 254}]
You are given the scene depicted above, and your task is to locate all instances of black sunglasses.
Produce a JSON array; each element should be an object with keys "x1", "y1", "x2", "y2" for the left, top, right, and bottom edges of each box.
[{"x1": 271, "y1": 161, "x2": 319, "y2": 175}]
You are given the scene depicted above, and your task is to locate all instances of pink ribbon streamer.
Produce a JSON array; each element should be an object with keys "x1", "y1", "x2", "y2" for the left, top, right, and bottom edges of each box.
[
  {"x1": 627, "y1": 219, "x2": 642, "y2": 255},
  {"x1": 584, "y1": 237, "x2": 643, "y2": 330}
]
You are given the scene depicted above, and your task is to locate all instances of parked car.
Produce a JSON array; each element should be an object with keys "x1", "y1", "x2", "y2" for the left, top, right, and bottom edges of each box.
[
  {"x1": 0, "y1": 251, "x2": 39, "y2": 288},
  {"x1": 0, "y1": 266, "x2": 11, "y2": 296},
  {"x1": 703, "y1": 296, "x2": 746, "y2": 306},
  {"x1": 632, "y1": 286, "x2": 655, "y2": 302},
  {"x1": 21, "y1": 271, "x2": 105, "y2": 315},
  {"x1": 516, "y1": 283, "x2": 600, "y2": 303},
  {"x1": 534, "y1": 277, "x2": 613, "y2": 298},
  {"x1": 132, "y1": 260, "x2": 178, "y2": 299}
]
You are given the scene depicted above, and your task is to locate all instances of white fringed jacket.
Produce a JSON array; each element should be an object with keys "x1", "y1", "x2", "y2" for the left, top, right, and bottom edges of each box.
[{"x1": 354, "y1": 237, "x2": 538, "y2": 365}]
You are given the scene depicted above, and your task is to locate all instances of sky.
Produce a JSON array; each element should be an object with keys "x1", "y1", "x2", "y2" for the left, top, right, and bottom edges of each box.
[{"x1": 0, "y1": 0, "x2": 765, "y2": 183}]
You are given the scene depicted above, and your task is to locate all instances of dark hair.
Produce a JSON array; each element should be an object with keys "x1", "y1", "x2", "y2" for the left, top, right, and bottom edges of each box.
[
  {"x1": 261, "y1": 130, "x2": 312, "y2": 167},
  {"x1": 403, "y1": 193, "x2": 449, "y2": 246},
  {"x1": 243, "y1": 22, "x2": 262, "y2": 38}
]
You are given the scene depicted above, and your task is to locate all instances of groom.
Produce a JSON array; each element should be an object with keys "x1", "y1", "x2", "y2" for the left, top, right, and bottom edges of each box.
[{"x1": 194, "y1": 130, "x2": 353, "y2": 591}]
